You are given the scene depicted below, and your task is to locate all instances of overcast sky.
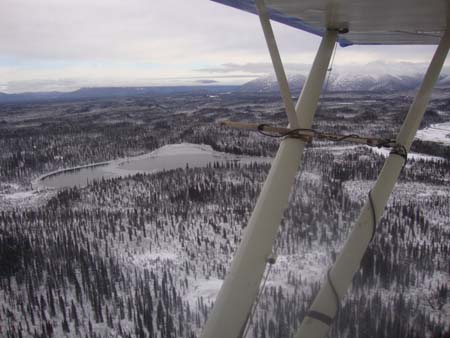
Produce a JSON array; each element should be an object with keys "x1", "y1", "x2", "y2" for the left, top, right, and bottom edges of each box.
[{"x1": 0, "y1": 0, "x2": 444, "y2": 93}]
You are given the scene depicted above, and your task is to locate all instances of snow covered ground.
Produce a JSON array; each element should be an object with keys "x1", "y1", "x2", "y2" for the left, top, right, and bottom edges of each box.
[
  {"x1": 185, "y1": 279, "x2": 224, "y2": 308},
  {"x1": 0, "y1": 183, "x2": 54, "y2": 209},
  {"x1": 2, "y1": 190, "x2": 35, "y2": 200},
  {"x1": 369, "y1": 146, "x2": 446, "y2": 161},
  {"x1": 343, "y1": 180, "x2": 450, "y2": 204},
  {"x1": 269, "y1": 247, "x2": 331, "y2": 288},
  {"x1": 144, "y1": 143, "x2": 218, "y2": 157},
  {"x1": 133, "y1": 251, "x2": 179, "y2": 268},
  {"x1": 416, "y1": 121, "x2": 450, "y2": 145}
]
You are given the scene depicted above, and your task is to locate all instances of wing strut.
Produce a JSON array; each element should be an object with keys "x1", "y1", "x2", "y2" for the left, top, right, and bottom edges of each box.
[
  {"x1": 294, "y1": 26, "x2": 450, "y2": 338},
  {"x1": 200, "y1": 1, "x2": 337, "y2": 337},
  {"x1": 254, "y1": 0, "x2": 298, "y2": 128}
]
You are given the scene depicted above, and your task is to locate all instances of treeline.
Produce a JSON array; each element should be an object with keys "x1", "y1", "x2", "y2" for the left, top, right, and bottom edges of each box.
[
  {"x1": 0, "y1": 122, "x2": 159, "y2": 184},
  {"x1": 1, "y1": 92, "x2": 449, "y2": 186},
  {"x1": 1, "y1": 93, "x2": 449, "y2": 337},
  {"x1": 1, "y1": 149, "x2": 449, "y2": 337},
  {"x1": 0, "y1": 162, "x2": 269, "y2": 337}
]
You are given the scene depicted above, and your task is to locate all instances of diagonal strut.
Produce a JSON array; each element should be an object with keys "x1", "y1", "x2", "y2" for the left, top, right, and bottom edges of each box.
[
  {"x1": 200, "y1": 1, "x2": 337, "y2": 337},
  {"x1": 294, "y1": 26, "x2": 450, "y2": 338}
]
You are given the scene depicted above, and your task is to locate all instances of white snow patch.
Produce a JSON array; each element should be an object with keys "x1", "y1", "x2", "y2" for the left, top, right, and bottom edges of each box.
[
  {"x1": 270, "y1": 251, "x2": 329, "y2": 285},
  {"x1": 344, "y1": 180, "x2": 450, "y2": 205},
  {"x1": 369, "y1": 146, "x2": 445, "y2": 161},
  {"x1": 133, "y1": 251, "x2": 178, "y2": 267},
  {"x1": 0, "y1": 183, "x2": 21, "y2": 193},
  {"x1": 416, "y1": 121, "x2": 450, "y2": 145},
  {"x1": 2, "y1": 191, "x2": 35, "y2": 200},
  {"x1": 185, "y1": 278, "x2": 223, "y2": 308},
  {"x1": 314, "y1": 144, "x2": 358, "y2": 154},
  {"x1": 299, "y1": 171, "x2": 321, "y2": 183},
  {"x1": 148, "y1": 143, "x2": 215, "y2": 157},
  {"x1": 0, "y1": 186, "x2": 53, "y2": 209}
]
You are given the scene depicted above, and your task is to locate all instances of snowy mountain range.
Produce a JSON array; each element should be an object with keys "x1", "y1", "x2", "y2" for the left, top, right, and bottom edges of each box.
[
  {"x1": 2, "y1": 62, "x2": 450, "y2": 103},
  {"x1": 240, "y1": 62, "x2": 450, "y2": 93}
]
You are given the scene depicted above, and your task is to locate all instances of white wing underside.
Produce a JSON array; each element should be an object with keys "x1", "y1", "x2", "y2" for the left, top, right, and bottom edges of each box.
[{"x1": 212, "y1": 0, "x2": 448, "y2": 45}]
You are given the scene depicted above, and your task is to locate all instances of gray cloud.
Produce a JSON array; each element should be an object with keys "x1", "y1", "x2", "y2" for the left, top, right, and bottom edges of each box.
[
  {"x1": 1, "y1": 73, "x2": 260, "y2": 93},
  {"x1": 4, "y1": 79, "x2": 85, "y2": 93},
  {"x1": 198, "y1": 62, "x2": 312, "y2": 74},
  {"x1": 195, "y1": 79, "x2": 219, "y2": 84},
  {"x1": 1, "y1": 0, "x2": 307, "y2": 62},
  {"x1": 0, "y1": 0, "x2": 444, "y2": 93}
]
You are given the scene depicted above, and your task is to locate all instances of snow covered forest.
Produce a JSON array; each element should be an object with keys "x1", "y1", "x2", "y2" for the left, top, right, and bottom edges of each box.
[{"x1": 0, "y1": 91, "x2": 449, "y2": 338}]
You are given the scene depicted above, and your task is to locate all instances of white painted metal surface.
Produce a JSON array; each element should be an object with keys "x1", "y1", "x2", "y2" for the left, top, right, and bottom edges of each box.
[
  {"x1": 200, "y1": 22, "x2": 337, "y2": 338},
  {"x1": 255, "y1": 0, "x2": 298, "y2": 128},
  {"x1": 267, "y1": 0, "x2": 446, "y2": 44},
  {"x1": 212, "y1": 0, "x2": 447, "y2": 45},
  {"x1": 294, "y1": 28, "x2": 450, "y2": 338}
]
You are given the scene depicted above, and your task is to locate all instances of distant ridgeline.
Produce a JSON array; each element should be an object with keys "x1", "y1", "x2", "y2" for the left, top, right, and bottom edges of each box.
[
  {"x1": 0, "y1": 86, "x2": 239, "y2": 104},
  {"x1": 239, "y1": 71, "x2": 450, "y2": 93},
  {"x1": 3, "y1": 68, "x2": 450, "y2": 103}
]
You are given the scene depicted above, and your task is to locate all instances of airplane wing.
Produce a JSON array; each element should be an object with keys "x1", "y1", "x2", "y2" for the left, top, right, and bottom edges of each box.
[{"x1": 211, "y1": 0, "x2": 447, "y2": 46}]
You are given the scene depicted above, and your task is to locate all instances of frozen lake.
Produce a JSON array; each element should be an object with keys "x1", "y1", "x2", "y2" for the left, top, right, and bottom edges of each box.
[{"x1": 38, "y1": 143, "x2": 270, "y2": 189}]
